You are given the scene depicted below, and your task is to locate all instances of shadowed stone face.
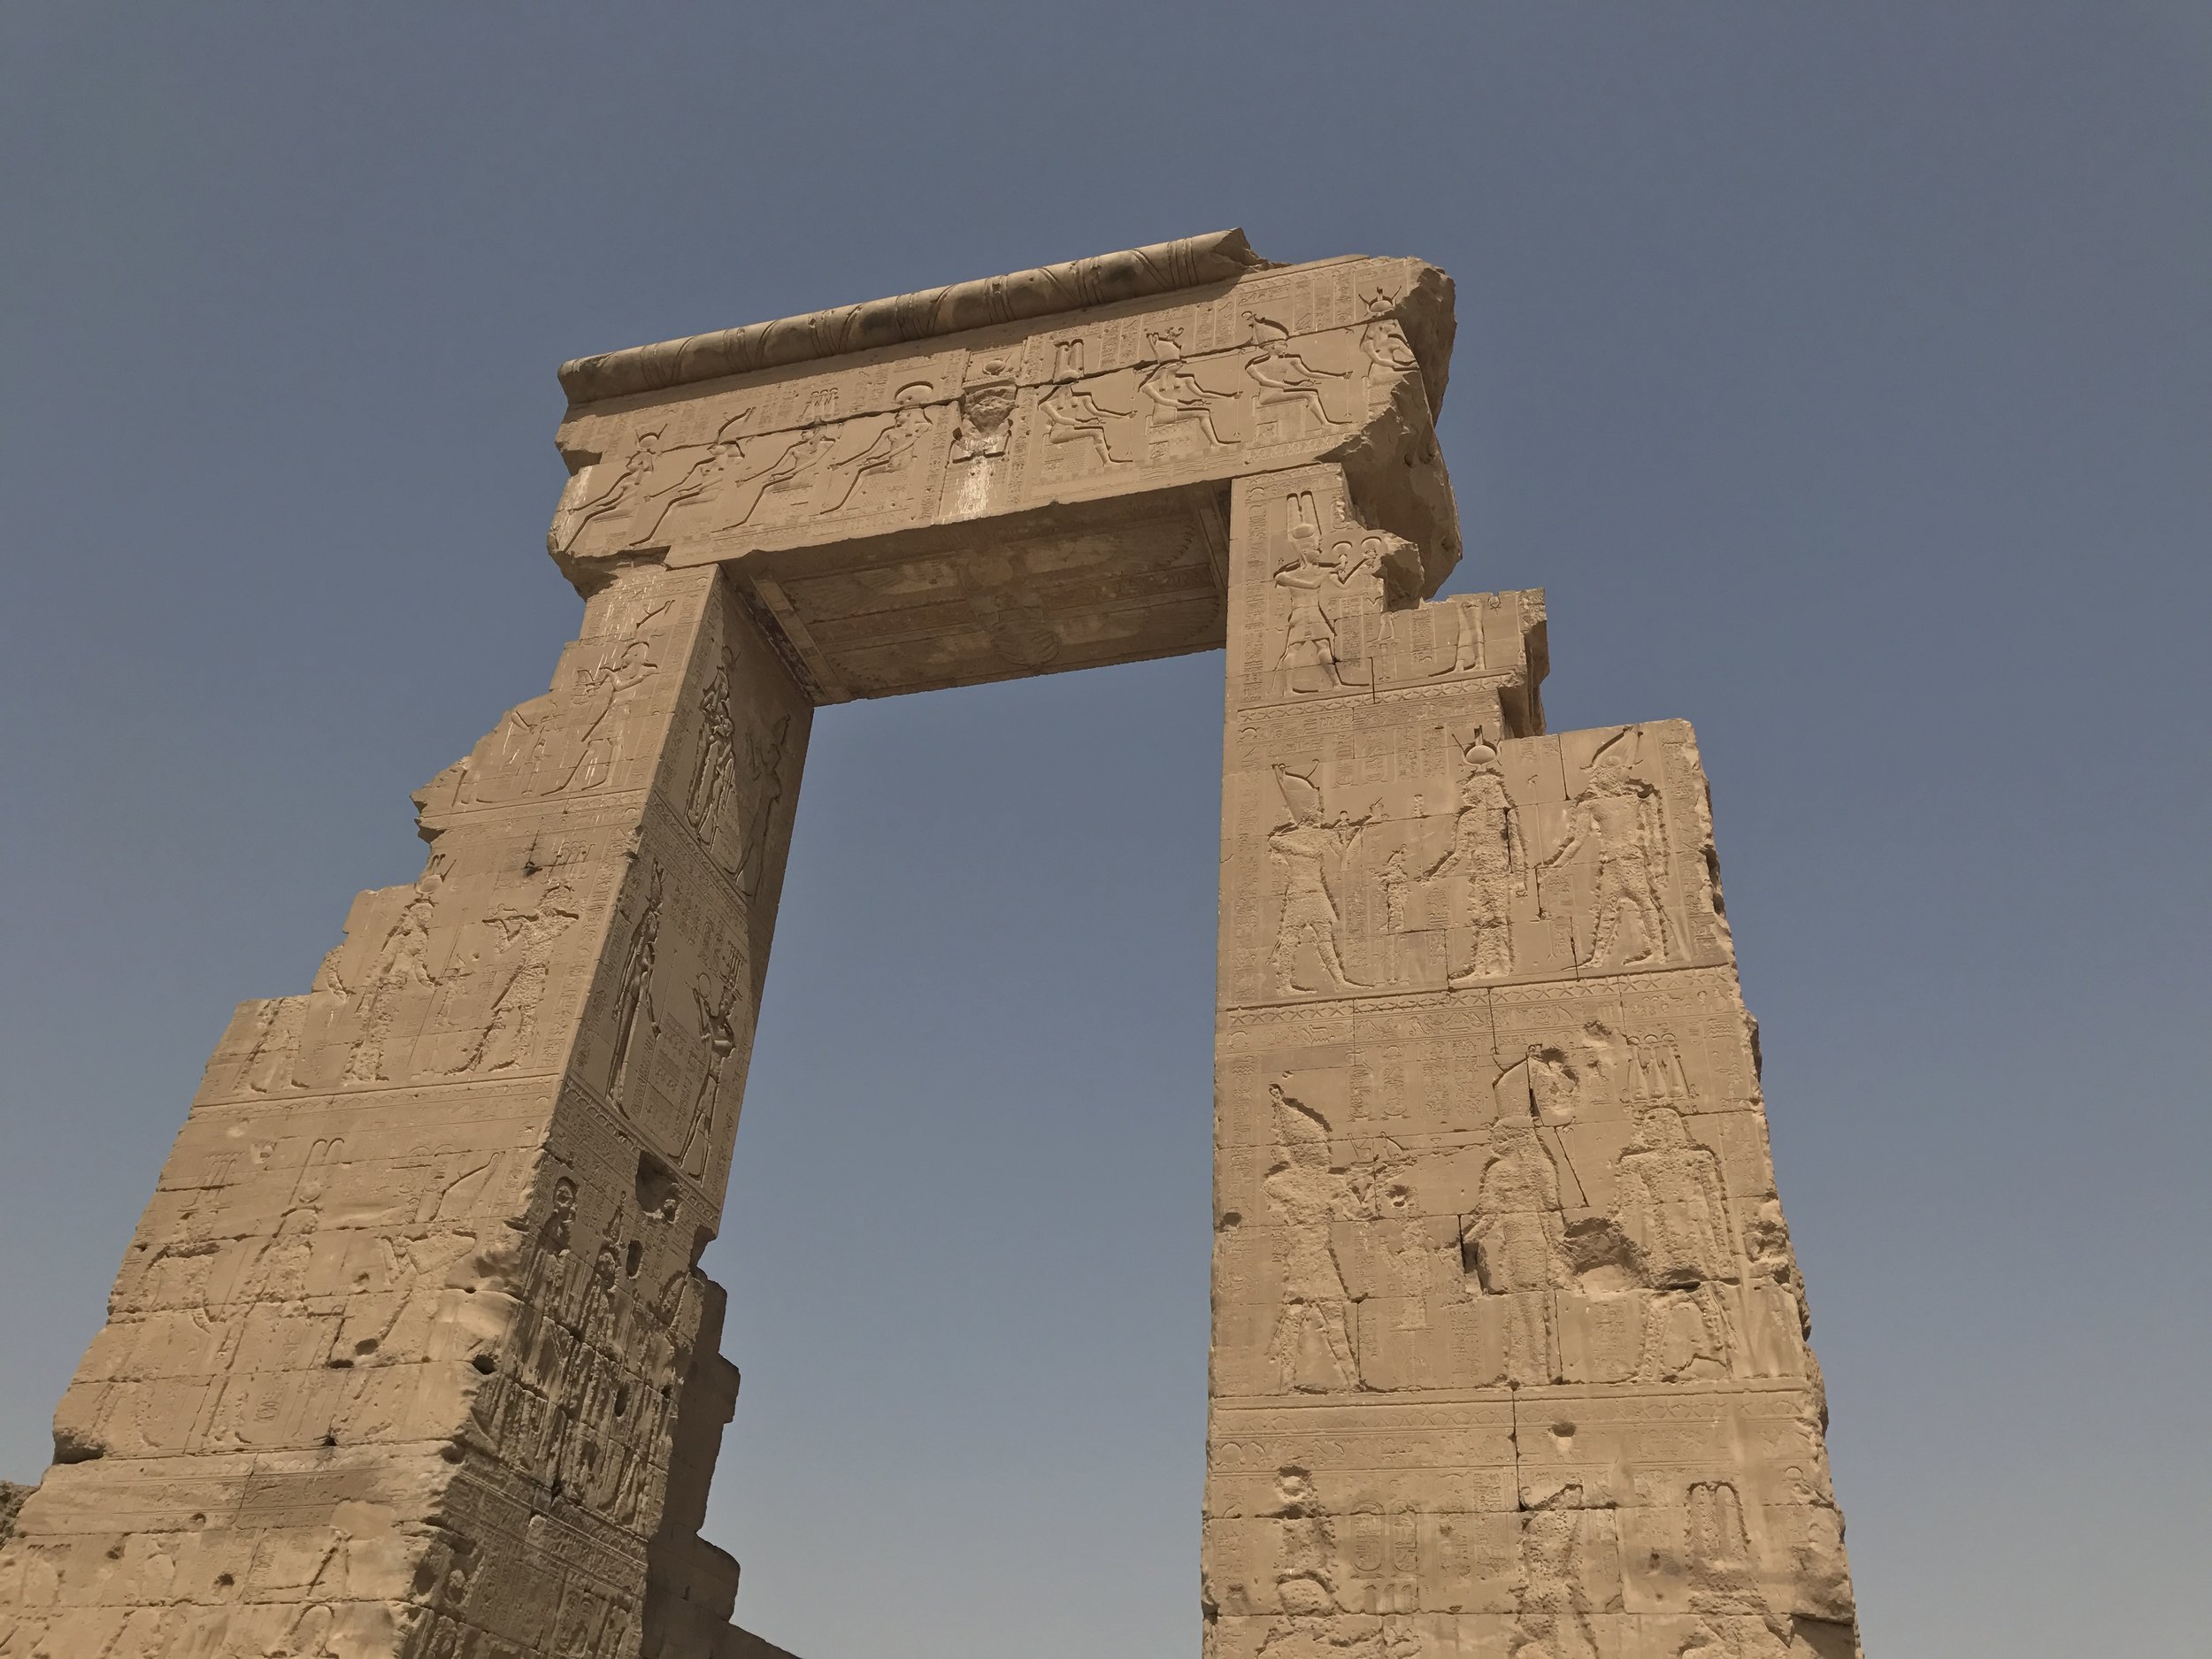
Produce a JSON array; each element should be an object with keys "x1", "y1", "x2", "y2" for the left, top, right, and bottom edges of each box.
[{"x1": 0, "y1": 233, "x2": 1860, "y2": 1659}]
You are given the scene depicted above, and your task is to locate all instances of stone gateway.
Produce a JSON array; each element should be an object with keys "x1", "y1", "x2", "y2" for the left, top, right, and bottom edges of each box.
[{"x1": 0, "y1": 232, "x2": 1863, "y2": 1658}]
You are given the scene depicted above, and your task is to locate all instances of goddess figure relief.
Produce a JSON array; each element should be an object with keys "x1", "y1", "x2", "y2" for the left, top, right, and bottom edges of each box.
[
  {"x1": 1540, "y1": 732, "x2": 1676, "y2": 969},
  {"x1": 1422, "y1": 728, "x2": 1531, "y2": 984}
]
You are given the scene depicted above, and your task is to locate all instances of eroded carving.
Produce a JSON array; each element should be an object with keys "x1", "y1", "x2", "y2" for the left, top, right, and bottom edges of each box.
[
  {"x1": 345, "y1": 866, "x2": 444, "y2": 1086},
  {"x1": 1540, "y1": 728, "x2": 1675, "y2": 969},
  {"x1": 949, "y1": 371, "x2": 1018, "y2": 463},
  {"x1": 1269, "y1": 764, "x2": 1382, "y2": 996},
  {"x1": 1463, "y1": 1118, "x2": 1565, "y2": 1385},
  {"x1": 446, "y1": 871, "x2": 583, "y2": 1076},
  {"x1": 676, "y1": 968, "x2": 741, "y2": 1180},
  {"x1": 606, "y1": 866, "x2": 664, "y2": 1115},
  {"x1": 1421, "y1": 728, "x2": 1530, "y2": 985}
]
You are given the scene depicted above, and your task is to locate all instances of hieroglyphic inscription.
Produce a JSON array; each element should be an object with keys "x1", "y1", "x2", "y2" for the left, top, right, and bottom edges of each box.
[
  {"x1": 3, "y1": 558, "x2": 810, "y2": 1659},
  {"x1": 1220, "y1": 710, "x2": 1726, "y2": 1010},
  {"x1": 549, "y1": 255, "x2": 1457, "y2": 576},
  {"x1": 1207, "y1": 456, "x2": 1857, "y2": 1656}
]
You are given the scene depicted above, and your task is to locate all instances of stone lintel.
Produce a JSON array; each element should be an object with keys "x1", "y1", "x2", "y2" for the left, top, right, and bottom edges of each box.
[
  {"x1": 696, "y1": 483, "x2": 1233, "y2": 704},
  {"x1": 545, "y1": 249, "x2": 1462, "y2": 699}
]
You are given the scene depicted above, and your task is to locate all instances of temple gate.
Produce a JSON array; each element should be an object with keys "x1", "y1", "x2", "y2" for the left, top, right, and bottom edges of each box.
[{"x1": 0, "y1": 232, "x2": 1863, "y2": 1659}]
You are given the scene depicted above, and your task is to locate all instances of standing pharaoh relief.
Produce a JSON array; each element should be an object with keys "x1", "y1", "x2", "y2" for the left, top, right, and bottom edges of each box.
[{"x1": 0, "y1": 229, "x2": 1862, "y2": 1659}]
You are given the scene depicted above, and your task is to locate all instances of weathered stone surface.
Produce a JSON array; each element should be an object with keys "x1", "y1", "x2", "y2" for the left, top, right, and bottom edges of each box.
[
  {"x1": 0, "y1": 232, "x2": 1861, "y2": 1659},
  {"x1": 1202, "y1": 457, "x2": 1859, "y2": 1659}
]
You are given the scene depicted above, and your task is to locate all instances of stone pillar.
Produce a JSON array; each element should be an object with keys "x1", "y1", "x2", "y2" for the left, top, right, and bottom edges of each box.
[
  {"x1": 0, "y1": 557, "x2": 810, "y2": 1658},
  {"x1": 1203, "y1": 466, "x2": 1862, "y2": 1657}
]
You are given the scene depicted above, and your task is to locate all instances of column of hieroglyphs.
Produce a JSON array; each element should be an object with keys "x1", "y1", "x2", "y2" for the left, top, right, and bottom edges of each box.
[
  {"x1": 1202, "y1": 461, "x2": 1864, "y2": 1656},
  {"x1": 0, "y1": 553, "x2": 812, "y2": 1657}
]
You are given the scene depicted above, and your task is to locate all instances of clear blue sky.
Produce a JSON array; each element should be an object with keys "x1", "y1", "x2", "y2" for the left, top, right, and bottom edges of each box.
[{"x1": 3, "y1": 6, "x2": 2207, "y2": 1655}]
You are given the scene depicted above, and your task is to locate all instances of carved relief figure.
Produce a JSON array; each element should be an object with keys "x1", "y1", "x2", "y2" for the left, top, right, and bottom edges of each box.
[
  {"x1": 344, "y1": 1221, "x2": 484, "y2": 1370},
  {"x1": 1511, "y1": 1490, "x2": 1608, "y2": 1659},
  {"x1": 1539, "y1": 732, "x2": 1675, "y2": 968},
  {"x1": 555, "y1": 431, "x2": 662, "y2": 554},
  {"x1": 1610, "y1": 1106, "x2": 1736, "y2": 1381},
  {"x1": 1040, "y1": 380, "x2": 1125, "y2": 468},
  {"x1": 1429, "y1": 595, "x2": 1486, "y2": 676},
  {"x1": 262, "y1": 1534, "x2": 357, "y2": 1659},
  {"x1": 238, "y1": 999, "x2": 303, "y2": 1094},
  {"x1": 687, "y1": 666, "x2": 794, "y2": 889},
  {"x1": 1377, "y1": 849, "x2": 1415, "y2": 986},
  {"x1": 195, "y1": 1137, "x2": 343, "y2": 1413},
  {"x1": 287, "y1": 946, "x2": 349, "y2": 1091},
  {"x1": 538, "y1": 1236, "x2": 626, "y2": 1502},
  {"x1": 678, "y1": 970, "x2": 741, "y2": 1179},
  {"x1": 729, "y1": 713, "x2": 793, "y2": 899},
  {"x1": 457, "y1": 701, "x2": 554, "y2": 808},
  {"x1": 1379, "y1": 1195, "x2": 1438, "y2": 1334},
  {"x1": 1333, "y1": 533, "x2": 1385, "y2": 600},
  {"x1": 606, "y1": 868, "x2": 663, "y2": 1113},
  {"x1": 1422, "y1": 728, "x2": 1530, "y2": 983},
  {"x1": 684, "y1": 659, "x2": 740, "y2": 841},
  {"x1": 1244, "y1": 313, "x2": 1347, "y2": 430},
  {"x1": 1674, "y1": 1480, "x2": 1796, "y2": 1658},
  {"x1": 1741, "y1": 1197, "x2": 1809, "y2": 1378},
  {"x1": 345, "y1": 867, "x2": 443, "y2": 1085},
  {"x1": 1638, "y1": 1284, "x2": 1733, "y2": 1383},
  {"x1": 1262, "y1": 1084, "x2": 1361, "y2": 1392},
  {"x1": 1140, "y1": 329, "x2": 1238, "y2": 446},
  {"x1": 949, "y1": 377, "x2": 1018, "y2": 461},
  {"x1": 518, "y1": 1176, "x2": 578, "y2": 1318},
  {"x1": 1272, "y1": 492, "x2": 1372, "y2": 694},
  {"x1": 1266, "y1": 1467, "x2": 1343, "y2": 1615},
  {"x1": 816, "y1": 382, "x2": 935, "y2": 514},
  {"x1": 448, "y1": 872, "x2": 581, "y2": 1075},
  {"x1": 1273, "y1": 518, "x2": 1339, "y2": 689},
  {"x1": 557, "y1": 617, "x2": 662, "y2": 793},
  {"x1": 1499, "y1": 1041, "x2": 1586, "y2": 1125},
  {"x1": 565, "y1": 416, "x2": 869, "y2": 551},
  {"x1": 450, "y1": 597, "x2": 664, "y2": 806},
  {"x1": 1268, "y1": 764, "x2": 1382, "y2": 995},
  {"x1": 719, "y1": 423, "x2": 834, "y2": 527},
  {"x1": 406, "y1": 1529, "x2": 480, "y2": 1659},
  {"x1": 1463, "y1": 1118, "x2": 1565, "y2": 1384},
  {"x1": 1358, "y1": 288, "x2": 1423, "y2": 388},
  {"x1": 1611, "y1": 1107, "x2": 1731, "y2": 1288},
  {"x1": 632, "y1": 411, "x2": 753, "y2": 546}
]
